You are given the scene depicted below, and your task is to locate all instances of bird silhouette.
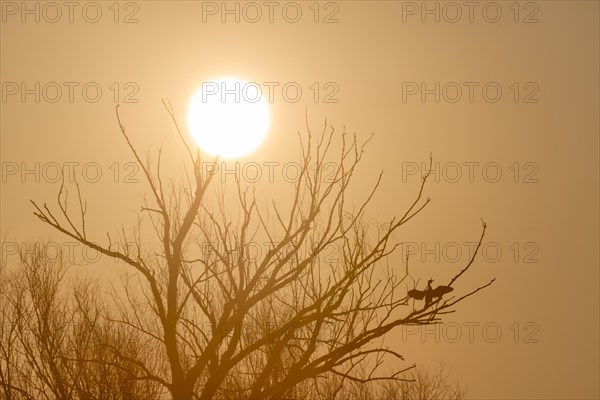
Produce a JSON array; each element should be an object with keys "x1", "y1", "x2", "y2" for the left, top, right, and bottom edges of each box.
[{"x1": 407, "y1": 278, "x2": 453, "y2": 307}]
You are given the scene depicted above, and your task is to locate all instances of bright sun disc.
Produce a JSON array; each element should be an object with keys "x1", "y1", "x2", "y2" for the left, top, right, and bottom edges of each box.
[{"x1": 187, "y1": 77, "x2": 270, "y2": 158}]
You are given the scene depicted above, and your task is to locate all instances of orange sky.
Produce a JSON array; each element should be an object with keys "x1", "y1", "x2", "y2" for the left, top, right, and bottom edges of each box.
[{"x1": 1, "y1": 1, "x2": 599, "y2": 398}]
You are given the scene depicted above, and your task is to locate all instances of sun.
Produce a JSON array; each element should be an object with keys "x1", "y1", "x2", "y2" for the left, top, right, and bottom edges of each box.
[{"x1": 187, "y1": 77, "x2": 270, "y2": 159}]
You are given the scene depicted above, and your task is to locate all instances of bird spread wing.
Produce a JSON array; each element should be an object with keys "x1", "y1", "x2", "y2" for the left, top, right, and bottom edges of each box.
[{"x1": 407, "y1": 289, "x2": 426, "y2": 300}]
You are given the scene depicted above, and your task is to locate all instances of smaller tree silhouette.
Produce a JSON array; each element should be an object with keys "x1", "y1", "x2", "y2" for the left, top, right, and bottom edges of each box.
[{"x1": 0, "y1": 243, "x2": 162, "y2": 400}]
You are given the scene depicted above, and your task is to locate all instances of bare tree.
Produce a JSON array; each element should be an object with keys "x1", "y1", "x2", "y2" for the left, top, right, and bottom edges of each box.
[
  {"x1": 0, "y1": 243, "x2": 162, "y2": 400},
  {"x1": 28, "y1": 104, "x2": 494, "y2": 400},
  {"x1": 377, "y1": 363, "x2": 467, "y2": 400}
]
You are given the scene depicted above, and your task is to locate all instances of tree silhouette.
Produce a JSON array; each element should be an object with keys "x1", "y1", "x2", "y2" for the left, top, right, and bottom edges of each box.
[
  {"x1": 25, "y1": 104, "x2": 495, "y2": 400},
  {"x1": 0, "y1": 243, "x2": 162, "y2": 400}
]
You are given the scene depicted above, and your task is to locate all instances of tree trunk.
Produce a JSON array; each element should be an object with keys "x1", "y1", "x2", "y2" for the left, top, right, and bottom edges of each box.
[{"x1": 170, "y1": 381, "x2": 194, "y2": 400}]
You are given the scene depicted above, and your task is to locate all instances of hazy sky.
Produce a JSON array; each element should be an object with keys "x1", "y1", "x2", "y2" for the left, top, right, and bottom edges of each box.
[{"x1": 1, "y1": 1, "x2": 599, "y2": 398}]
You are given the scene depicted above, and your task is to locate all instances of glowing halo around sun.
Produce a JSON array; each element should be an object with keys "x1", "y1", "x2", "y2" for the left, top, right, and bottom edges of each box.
[{"x1": 187, "y1": 77, "x2": 270, "y2": 159}]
